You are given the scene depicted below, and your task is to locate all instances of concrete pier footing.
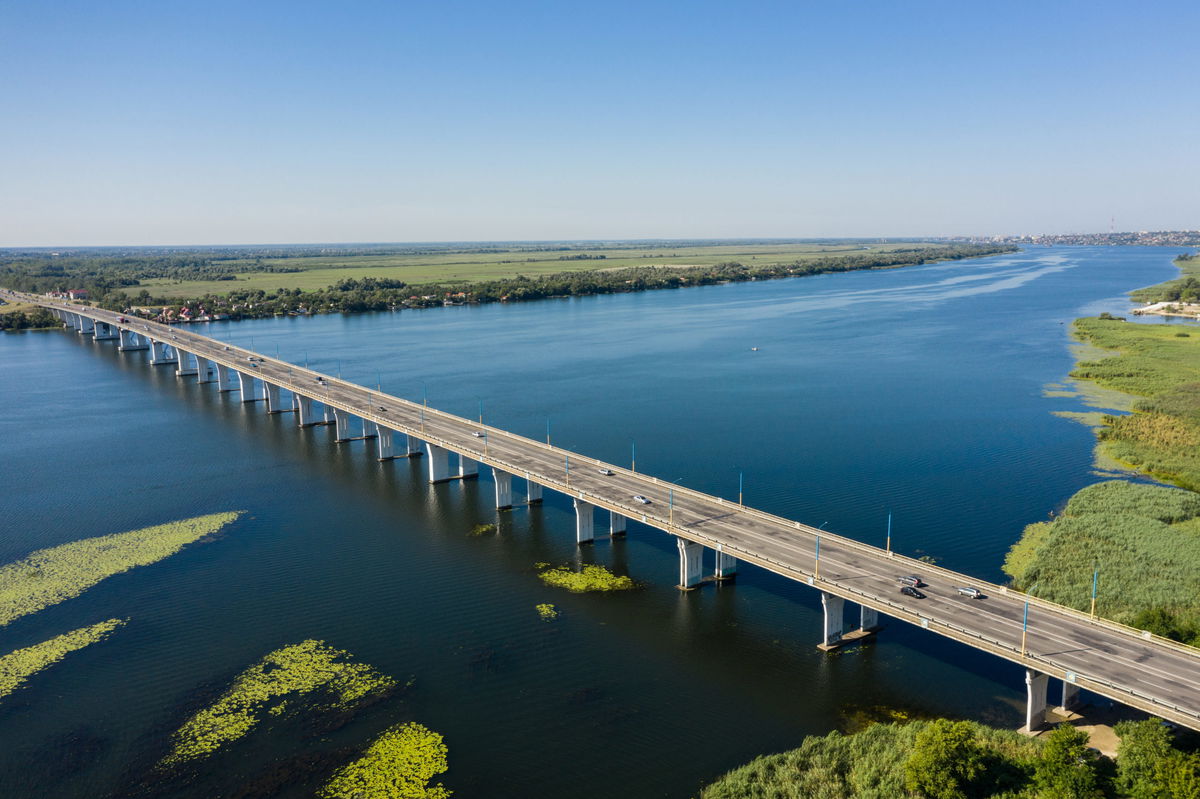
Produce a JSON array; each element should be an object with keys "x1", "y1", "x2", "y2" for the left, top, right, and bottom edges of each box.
[
  {"x1": 263, "y1": 382, "x2": 282, "y2": 413},
  {"x1": 296, "y1": 395, "x2": 317, "y2": 426},
  {"x1": 376, "y1": 428, "x2": 395, "y2": 460},
  {"x1": 574, "y1": 498, "x2": 594, "y2": 544},
  {"x1": 714, "y1": 548, "x2": 737, "y2": 580},
  {"x1": 149, "y1": 340, "x2": 177, "y2": 365},
  {"x1": 334, "y1": 410, "x2": 352, "y2": 442},
  {"x1": 215, "y1": 363, "x2": 238, "y2": 392},
  {"x1": 493, "y1": 468, "x2": 513, "y2": 509},
  {"x1": 1025, "y1": 669, "x2": 1050, "y2": 732},
  {"x1": 610, "y1": 511, "x2": 627, "y2": 537},
  {"x1": 426, "y1": 442, "x2": 451, "y2": 483},
  {"x1": 237, "y1": 371, "x2": 257, "y2": 402},
  {"x1": 526, "y1": 478, "x2": 543, "y2": 504},
  {"x1": 459, "y1": 456, "x2": 478, "y2": 479},
  {"x1": 677, "y1": 537, "x2": 704, "y2": 589},
  {"x1": 818, "y1": 592, "x2": 845, "y2": 649}
]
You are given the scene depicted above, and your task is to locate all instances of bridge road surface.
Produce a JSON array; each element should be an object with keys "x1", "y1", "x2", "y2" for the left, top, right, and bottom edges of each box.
[{"x1": 11, "y1": 289, "x2": 1200, "y2": 731}]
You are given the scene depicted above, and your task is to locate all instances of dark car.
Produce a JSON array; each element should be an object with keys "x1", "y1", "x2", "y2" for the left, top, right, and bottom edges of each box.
[{"x1": 900, "y1": 586, "x2": 926, "y2": 599}]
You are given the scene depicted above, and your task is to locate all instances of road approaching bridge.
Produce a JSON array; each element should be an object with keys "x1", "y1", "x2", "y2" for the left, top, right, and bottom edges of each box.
[{"x1": 10, "y1": 287, "x2": 1200, "y2": 733}]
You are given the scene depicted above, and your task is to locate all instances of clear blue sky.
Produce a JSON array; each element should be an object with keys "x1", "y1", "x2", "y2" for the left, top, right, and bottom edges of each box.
[{"x1": 2, "y1": 0, "x2": 1197, "y2": 246}]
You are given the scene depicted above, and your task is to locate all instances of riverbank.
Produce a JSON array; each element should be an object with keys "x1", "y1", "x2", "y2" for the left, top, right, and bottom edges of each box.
[
  {"x1": 1004, "y1": 253, "x2": 1200, "y2": 641},
  {"x1": 0, "y1": 242, "x2": 1015, "y2": 326},
  {"x1": 698, "y1": 717, "x2": 1197, "y2": 798}
]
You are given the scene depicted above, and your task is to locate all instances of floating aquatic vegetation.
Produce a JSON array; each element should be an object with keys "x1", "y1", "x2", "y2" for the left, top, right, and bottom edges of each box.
[
  {"x1": 0, "y1": 511, "x2": 242, "y2": 627},
  {"x1": 535, "y1": 603, "x2": 558, "y2": 620},
  {"x1": 0, "y1": 618, "x2": 125, "y2": 699},
  {"x1": 320, "y1": 721, "x2": 451, "y2": 799},
  {"x1": 537, "y1": 564, "x2": 635, "y2": 593},
  {"x1": 467, "y1": 523, "x2": 496, "y2": 537},
  {"x1": 161, "y1": 640, "x2": 396, "y2": 767}
]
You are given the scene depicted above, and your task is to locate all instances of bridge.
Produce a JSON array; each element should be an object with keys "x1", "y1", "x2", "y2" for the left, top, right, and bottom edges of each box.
[{"x1": 9, "y1": 288, "x2": 1200, "y2": 734}]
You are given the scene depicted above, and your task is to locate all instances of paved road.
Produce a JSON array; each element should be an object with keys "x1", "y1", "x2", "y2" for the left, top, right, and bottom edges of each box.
[{"x1": 13, "y1": 289, "x2": 1200, "y2": 730}]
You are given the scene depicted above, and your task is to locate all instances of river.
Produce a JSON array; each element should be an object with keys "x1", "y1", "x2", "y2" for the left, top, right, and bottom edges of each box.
[{"x1": 0, "y1": 246, "x2": 1186, "y2": 797}]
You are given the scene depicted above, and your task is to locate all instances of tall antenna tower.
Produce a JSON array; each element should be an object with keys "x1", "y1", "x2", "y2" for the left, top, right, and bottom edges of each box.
[{"x1": 1110, "y1": 216, "x2": 1115, "y2": 234}]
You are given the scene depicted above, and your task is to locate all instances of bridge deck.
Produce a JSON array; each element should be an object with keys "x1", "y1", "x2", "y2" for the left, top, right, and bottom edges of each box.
[{"x1": 12, "y1": 290, "x2": 1200, "y2": 730}]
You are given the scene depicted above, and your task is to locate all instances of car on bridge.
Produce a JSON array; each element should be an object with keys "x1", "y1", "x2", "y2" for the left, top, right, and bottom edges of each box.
[
  {"x1": 956, "y1": 586, "x2": 984, "y2": 599},
  {"x1": 897, "y1": 575, "x2": 924, "y2": 587},
  {"x1": 633, "y1": 495, "x2": 650, "y2": 504},
  {"x1": 598, "y1": 468, "x2": 614, "y2": 476},
  {"x1": 900, "y1": 586, "x2": 926, "y2": 599}
]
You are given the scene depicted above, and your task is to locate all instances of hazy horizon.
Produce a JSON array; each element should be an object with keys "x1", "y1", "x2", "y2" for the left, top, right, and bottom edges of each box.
[{"x1": 4, "y1": 0, "x2": 1197, "y2": 247}]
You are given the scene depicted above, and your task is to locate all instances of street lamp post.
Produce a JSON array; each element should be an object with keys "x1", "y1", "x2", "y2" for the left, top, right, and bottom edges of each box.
[
  {"x1": 1090, "y1": 566, "x2": 1099, "y2": 618},
  {"x1": 815, "y1": 534, "x2": 821, "y2": 580},
  {"x1": 631, "y1": 441, "x2": 636, "y2": 473},
  {"x1": 565, "y1": 455, "x2": 570, "y2": 488},
  {"x1": 1021, "y1": 584, "x2": 1039, "y2": 657},
  {"x1": 886, "y1": 512, "x2": 892, "y2": 554},
  {"x1": 546, "y1": 417, "x2": 551, "y2": 445}
]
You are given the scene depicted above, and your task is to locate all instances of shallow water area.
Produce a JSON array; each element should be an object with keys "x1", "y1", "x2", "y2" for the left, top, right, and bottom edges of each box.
[{"x1": 0, "y1": 246, "x2": 1187, "y2": 797}]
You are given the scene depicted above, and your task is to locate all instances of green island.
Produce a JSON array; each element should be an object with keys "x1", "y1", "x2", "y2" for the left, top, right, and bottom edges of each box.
[
  {"x1": 1003, "y1": 252, "x2": 1200, "y2": 642},
  {"x1": 700, "y1": 718, "x2": 1200, "y2": 798},
  {"x1": 160, "y1": 639, "x2": 397, "y2": 766},
  {"x1": 537, "y1": 563, "x2": 635, "y2": 593},
  {"x1": 0, "y1": 618, "x2": 125, "y2": 700},
  {"x1": 0, "y1": 240, "x2": 1013, "y2": 327},
  {"x1": 319, "y1": 721, "x2": 451, "y2": 799},
  {"x1": 535, "y1": 603, "x2": 558, "y2": 620},
  {"x1": 0, "y1": 511, "x2": 242, "y2": 627}
]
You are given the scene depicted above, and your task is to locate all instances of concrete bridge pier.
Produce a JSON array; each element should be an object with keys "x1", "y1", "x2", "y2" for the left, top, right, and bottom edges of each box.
[
  {"x1": 376, "y1": 428, "x2": 395, "y2": 460},
  {"x1": 93, "y1": 321, "x2": 118, "y2": 340},
  {"x1": 295, "y1": 395, "x2": 317, "y2": 426},
  {"x1": 1024, "y1": 669, "x2": 1050, "y2": 732},
  {"x1": 215, "y1": 363, "x2": 239, "y2": 392},
  {"x1": 118, "y1": 329, "x2": 147, "y2": 351},
  {"x1": 860, "y1": 605, "x2": 880, "y2": 631},
  {"x1": 1059, "y1": 680, "x2": 1081, "y2": 714},
  {"x1": 818, "y1": 592, "x2": 846, "y2": 650},
  {"x1": 526, "y1": 478, "x2": 543, "y2": 504},
  {"x1": 404, "y1": 434, "x2": 423, "y2": 457},
  {"x1": 333, "y1": 410, "x2": 353, "y2": 442},
  {"x1": 426, "y1": 443, "x2": 451, "y2": 483},
  {"x1": 677, "y1": 537, "x2": 704, "y2": 589},
  {"x1": 237, "y1": 371, "x2": 257, "y2": 402},
  {"x1": 323, "y1": 404, "x2": 337, "y2": 425},
  {"x1": 459, "y1": 456, "x2": 478, "y2": 479},
  {"x1": 574, "y1": 499, "x2": 595, "y2": 544},
  {"x1": 175, "y1": 350, "x2": 198, "y2": 377},
  {"x1": 492, "y1": 468, "x2": 513, "y2": 509},
  {"x1": 714, "y1": 547, "x2": 737, "y2": 580},
  {"x1": 149, "y1": 340, "x2": 177, "y2": 365},
  {"x1": 61, "y1": 312, "x2": 77, "y2": 330},
  {"x1": 263, "y1": 382, "x2": 283, "y2": 412},
  {"x1": 194, "y1": 356, "x2": 214, "y2": 382},
  {"x1": 78, "y1": 317, "x2": 95, "y2": 335},
  {"x1": 610, "y1": 511, "x2": 627, "y2": 537},
  {"x1": 361, "y1": 420, "x2": 380, "y2": 439}
]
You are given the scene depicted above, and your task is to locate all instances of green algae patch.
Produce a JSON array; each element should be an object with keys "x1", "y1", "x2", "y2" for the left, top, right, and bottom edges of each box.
[
  {"x1": 0, "y1": 618, "x2": 125, "y2": 699},
  {"x1": 537, "y1": 564, "x2": 635, "y2": 593},
  {"x1": 467, "y1": 523, "x2": 496, "y2": 537},
  {"x1": 535, "y1": 603, "x2": 558, "y2": 620},
  {"x1": 161, "y1": 640, "x2": 396, "y2": 767},
  {"x1": 0, "y1": 512, "x2": 242, "y2": 627},
  {"x1": 320, "y1": 721, "x2": 451, "y2": 799}
]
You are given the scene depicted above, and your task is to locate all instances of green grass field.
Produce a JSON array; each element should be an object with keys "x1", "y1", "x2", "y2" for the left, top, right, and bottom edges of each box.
[{"x1": 135, "y1": 242, "x2": 939, "y2": 298}]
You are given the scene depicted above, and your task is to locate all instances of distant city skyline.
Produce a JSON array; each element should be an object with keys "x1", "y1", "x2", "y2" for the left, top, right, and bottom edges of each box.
[{"x1": 3, "y1": 0, "x2": 1197, "y2": 247}]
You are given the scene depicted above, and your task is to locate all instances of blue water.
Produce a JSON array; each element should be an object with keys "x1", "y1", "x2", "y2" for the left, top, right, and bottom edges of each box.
[{"x1": 0, "y1": 246, "x2": 1189, "y2": 797}]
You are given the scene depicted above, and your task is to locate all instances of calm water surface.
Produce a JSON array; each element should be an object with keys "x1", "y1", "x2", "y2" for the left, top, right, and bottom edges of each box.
[{"x1": 0, "y1": 246, "x2": 1189, "y2": 797}]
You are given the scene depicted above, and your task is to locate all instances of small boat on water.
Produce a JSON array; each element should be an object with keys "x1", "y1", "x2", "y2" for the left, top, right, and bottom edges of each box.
[{"x1": 750, "y1": 347, "x2": 759, "y2": 351}]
